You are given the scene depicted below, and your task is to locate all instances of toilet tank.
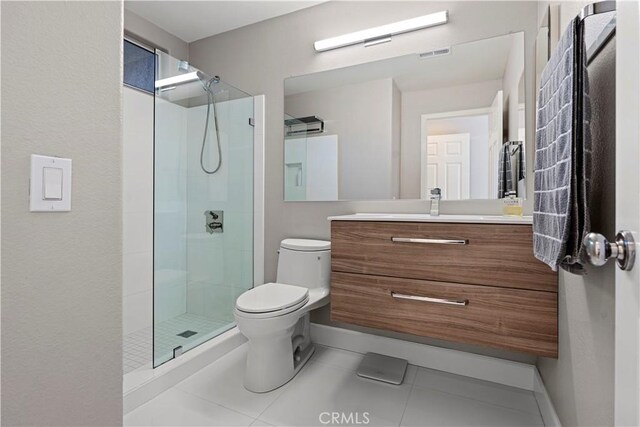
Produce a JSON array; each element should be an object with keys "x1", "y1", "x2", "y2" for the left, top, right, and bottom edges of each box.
[{"x1": 276, "y1": 239, "x2": 331, "y2": 290}]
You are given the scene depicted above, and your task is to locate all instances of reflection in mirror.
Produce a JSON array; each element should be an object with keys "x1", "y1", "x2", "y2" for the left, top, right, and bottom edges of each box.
[
  {"x1": 284, "y1": 32, "x2": 526, "y2": 202},
  {"x1": 284, "y1": 114, "x2": 339, "y2": 201},
  {"x1": 536, "y1": 7, "x2": 550, "y2": 102}
]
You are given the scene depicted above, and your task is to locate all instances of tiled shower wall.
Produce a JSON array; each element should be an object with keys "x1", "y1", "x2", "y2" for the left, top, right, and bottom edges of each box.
[
  {"x1": 154, "y1": 97, "x2": 189, "y2": 323},
  {"x1": 123, "y1": 88, "x2": 190, "y2": 336},
  {"x1": 184, "y1": 98, "x2": 255, "y2": 321},
  {"x1": 123, "y1": 87, "x2": 154, "y2": 335}
]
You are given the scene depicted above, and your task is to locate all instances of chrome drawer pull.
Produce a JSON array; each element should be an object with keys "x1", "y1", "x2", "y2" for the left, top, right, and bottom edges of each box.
[
  {"x1": 390, "y1": 291, "x2": 468, "y2": 306},
  {"x1": 391, "y1": 237, "x2": 469, "y2": 245}
]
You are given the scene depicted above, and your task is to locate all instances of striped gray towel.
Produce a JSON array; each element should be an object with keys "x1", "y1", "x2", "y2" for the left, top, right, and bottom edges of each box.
[
  {"x1": 497, "y1": 142, "x2": 513, "y2": 199},
  {"x1": 533, "y1": 17, "x2": 591, "y2": 273},
  {"x1": 498, "y1": 141, "x2": 525, "y2": 198}
]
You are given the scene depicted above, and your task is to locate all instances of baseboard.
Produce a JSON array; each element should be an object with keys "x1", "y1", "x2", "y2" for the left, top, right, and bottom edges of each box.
[
  {"x1": 311, "y1": 323, "x2": 535, "y2": 390},
  {"x1": 533, "y1": 368, "x2": 562, "y2": 427},
  {"x1": 123, "y1": 327, "x2": 246, "y2": 414}
]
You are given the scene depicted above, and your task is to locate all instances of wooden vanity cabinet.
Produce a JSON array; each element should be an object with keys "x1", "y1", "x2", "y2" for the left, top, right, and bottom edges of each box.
[{"x1": 330, "y1": 221, "x2": 559, "y2": 357}]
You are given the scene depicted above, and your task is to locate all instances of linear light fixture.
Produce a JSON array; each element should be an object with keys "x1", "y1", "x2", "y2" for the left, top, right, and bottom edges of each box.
[
  {"x1": 314, "y1": 10, "x2": 448, "y2": 52},
  {"x1": 155, "y1": 71, "x2": 200, "y2": 89}
]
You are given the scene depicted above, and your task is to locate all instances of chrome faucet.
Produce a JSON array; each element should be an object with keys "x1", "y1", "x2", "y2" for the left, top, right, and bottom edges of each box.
[{"x1": 429, "y1": 188, "x2": 441, "y2": 216}]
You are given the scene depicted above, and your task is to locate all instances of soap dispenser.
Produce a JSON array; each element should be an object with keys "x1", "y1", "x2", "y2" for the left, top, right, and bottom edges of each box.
[
  {"x1": 429, "y1": 188, "x2": 441, "y2": 216},
  {"x1": 502, "y1": 191, "x2": 523, "y2": 217}
]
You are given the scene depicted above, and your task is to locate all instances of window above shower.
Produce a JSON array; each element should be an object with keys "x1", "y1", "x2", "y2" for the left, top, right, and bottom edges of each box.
[{"x1": 123, "y1": 39, "x2": 155, "y2": 94}]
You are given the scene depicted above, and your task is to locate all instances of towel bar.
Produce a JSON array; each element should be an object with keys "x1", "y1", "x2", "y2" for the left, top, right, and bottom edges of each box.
[{"x1": 579, "y1": 1, "x2": 616, "y2": 64}]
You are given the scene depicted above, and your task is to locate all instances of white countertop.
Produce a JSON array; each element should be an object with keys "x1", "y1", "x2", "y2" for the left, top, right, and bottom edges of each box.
[{"x1": 327, "y1": 213, "x2": 533, "y2": 225}]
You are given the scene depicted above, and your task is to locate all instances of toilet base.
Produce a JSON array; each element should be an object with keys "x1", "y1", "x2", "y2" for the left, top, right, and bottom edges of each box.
[
  {"x1": 244, "y1": 343, "x2": 315, "y2": 393},
  {"x1": 240, "y1": 313, "x2": 316, "y2": 393},
  {"x1": 293, "y1": 342, "x2": 315, "y2": 375}
]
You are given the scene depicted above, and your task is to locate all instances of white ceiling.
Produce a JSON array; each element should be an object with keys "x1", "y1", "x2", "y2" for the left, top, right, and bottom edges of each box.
[
  {"x1": 125, "y1": 1, "x2": 323, "y2": 43},
  {"x1": 285, "y1": 33, "x2": 520, "y2": 96}
]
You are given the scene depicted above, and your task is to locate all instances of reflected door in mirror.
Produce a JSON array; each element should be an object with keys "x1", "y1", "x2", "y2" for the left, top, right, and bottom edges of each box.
[{"x1": 423, "y1": 133, "x2": 470, "y2": 200}]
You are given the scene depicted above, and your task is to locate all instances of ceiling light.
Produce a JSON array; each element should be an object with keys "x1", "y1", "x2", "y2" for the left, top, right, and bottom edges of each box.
[
  {"x1": 155, "y1": 72, "x2": 200, "y2": 89},
  {"x1": 314, "y1": 11, "x2": 448, "y2": 52}
]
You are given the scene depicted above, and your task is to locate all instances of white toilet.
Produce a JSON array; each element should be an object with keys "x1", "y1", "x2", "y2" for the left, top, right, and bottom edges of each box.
[{"x1": 234, "y1": 238, "x2": 331, "y2": 393}]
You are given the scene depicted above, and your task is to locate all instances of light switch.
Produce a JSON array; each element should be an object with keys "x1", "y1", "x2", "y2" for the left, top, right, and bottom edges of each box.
[
  {"x1": 30, "y1": 154, "x2": 72, "y2": 212},
  {"x1": 43, "y1": 167, "x2": 63, "y2": 200}
]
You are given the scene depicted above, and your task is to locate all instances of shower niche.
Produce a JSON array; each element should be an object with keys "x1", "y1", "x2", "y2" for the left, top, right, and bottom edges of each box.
[{"x1": 153, "y1": 51, "x2": 255, "y2": 367}]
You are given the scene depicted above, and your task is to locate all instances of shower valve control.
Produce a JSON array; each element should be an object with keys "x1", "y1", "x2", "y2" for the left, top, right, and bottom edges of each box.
[{"x1": 205, "y1": 210, "x2": 224, "y2": 234}]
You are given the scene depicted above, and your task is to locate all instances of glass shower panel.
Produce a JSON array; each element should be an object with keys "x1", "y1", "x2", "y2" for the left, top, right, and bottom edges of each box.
[{"x1": 154, "y1": 51, "x2": 254, "y2": 367}]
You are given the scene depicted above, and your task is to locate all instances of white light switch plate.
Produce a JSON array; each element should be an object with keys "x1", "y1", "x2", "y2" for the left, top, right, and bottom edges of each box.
[{"x1": 30, "y1": 154, "x2": 72, "y2": 212}]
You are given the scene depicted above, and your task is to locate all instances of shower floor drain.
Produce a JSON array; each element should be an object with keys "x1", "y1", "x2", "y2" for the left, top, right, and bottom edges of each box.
[{"x1": 177, "y1": 330, "x2": 197, "y2": 338}]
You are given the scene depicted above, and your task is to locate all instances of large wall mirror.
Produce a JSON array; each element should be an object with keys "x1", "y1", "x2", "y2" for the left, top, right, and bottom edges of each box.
[{"x1": 284, "y1": 32, "x2": 526, "y2": 202}]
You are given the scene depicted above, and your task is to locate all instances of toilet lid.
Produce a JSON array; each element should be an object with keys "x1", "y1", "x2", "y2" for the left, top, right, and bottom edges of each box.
[
  {"x1": 280, "y1": 239, "x2": 331, "y2": 251},
  {"x1": 236, "y1": 283, "x2": 309, "y2": 314}
]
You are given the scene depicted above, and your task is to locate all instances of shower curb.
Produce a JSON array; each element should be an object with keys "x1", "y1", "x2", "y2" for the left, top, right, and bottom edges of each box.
[{"x1": 123, "y1": 327, "x2": 246, "y2": 414}]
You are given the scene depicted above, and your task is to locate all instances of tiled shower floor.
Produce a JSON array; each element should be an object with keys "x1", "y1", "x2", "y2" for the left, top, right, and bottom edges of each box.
[
  {"x1": 124, "y1": 313, "x2": 232, "y2": 374},
  {"x1": 124, "y1": 327, "x2": 152, "y2": 374}
]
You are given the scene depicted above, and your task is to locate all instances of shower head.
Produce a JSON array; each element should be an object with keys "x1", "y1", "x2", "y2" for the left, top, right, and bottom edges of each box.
[
  {"x1": 198, "y1": 71, "x2": 220, "y2": 90},
  {"x1": 203, "y1": 73, "x2": 220, "y2": 84}
]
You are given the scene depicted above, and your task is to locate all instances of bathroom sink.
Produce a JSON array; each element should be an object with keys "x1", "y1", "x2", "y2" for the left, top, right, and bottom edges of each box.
[{"x1": 327, "y1": 213, "x2": 532, "y2": 224}]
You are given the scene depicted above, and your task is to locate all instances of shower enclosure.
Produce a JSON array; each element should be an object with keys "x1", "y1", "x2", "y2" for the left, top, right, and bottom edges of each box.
[{"x1": 153, "y1": 51, "x2": 254, "y2": 367}]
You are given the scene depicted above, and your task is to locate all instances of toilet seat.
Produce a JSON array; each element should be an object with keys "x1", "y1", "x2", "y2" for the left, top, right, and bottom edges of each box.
[{"x1": 236, "y1": 283, "x2": 309, "y2": 318}]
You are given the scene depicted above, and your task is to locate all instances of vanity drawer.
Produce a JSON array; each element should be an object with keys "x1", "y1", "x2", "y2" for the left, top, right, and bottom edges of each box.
[
  {"x1": 331, "y1": 221, "x2": 557, "y2": 292},
  {"x1": 331, "y1": 272, "x2": 558, "y2": 357}
]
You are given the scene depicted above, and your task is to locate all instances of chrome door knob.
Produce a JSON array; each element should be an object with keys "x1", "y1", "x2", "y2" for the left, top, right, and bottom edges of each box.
[
  {"x1": 583, "y1": 231, "x2": 636, "y2": 271},
  {"x1": 583, "y1": 232, "x2": 613, "y2": 266}
]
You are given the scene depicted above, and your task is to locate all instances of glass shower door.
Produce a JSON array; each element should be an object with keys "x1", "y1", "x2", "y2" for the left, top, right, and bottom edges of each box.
[{"x1": 153, "y1": 51, "x2": 254, "y2": 367}]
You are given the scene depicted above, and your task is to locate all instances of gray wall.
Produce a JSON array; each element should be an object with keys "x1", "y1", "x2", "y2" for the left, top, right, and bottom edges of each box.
[
  {"x1": 1, "y1": 2, "x2": 123, "y2": 425},
  {"x1": 536, "y1": 2, "x2": 616, "y2": 426},
  {"x1": 125, "y1": 8, "x2": 189, "y2": 60},
  {"x1": 391, "y1": 80, "x2": 402, "y2": 198},
  {"x1": 189, "y1": 0, "x2": 539, "y2": 363}
]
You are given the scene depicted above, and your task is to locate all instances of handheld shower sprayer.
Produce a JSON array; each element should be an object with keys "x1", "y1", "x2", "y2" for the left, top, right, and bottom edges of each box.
[
  {"x1": 157, "y1": 63, "x2": 223, "y2": 175},
  {"x1": 198, "y1": 73, "x2": 223, "y2": 175}
]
